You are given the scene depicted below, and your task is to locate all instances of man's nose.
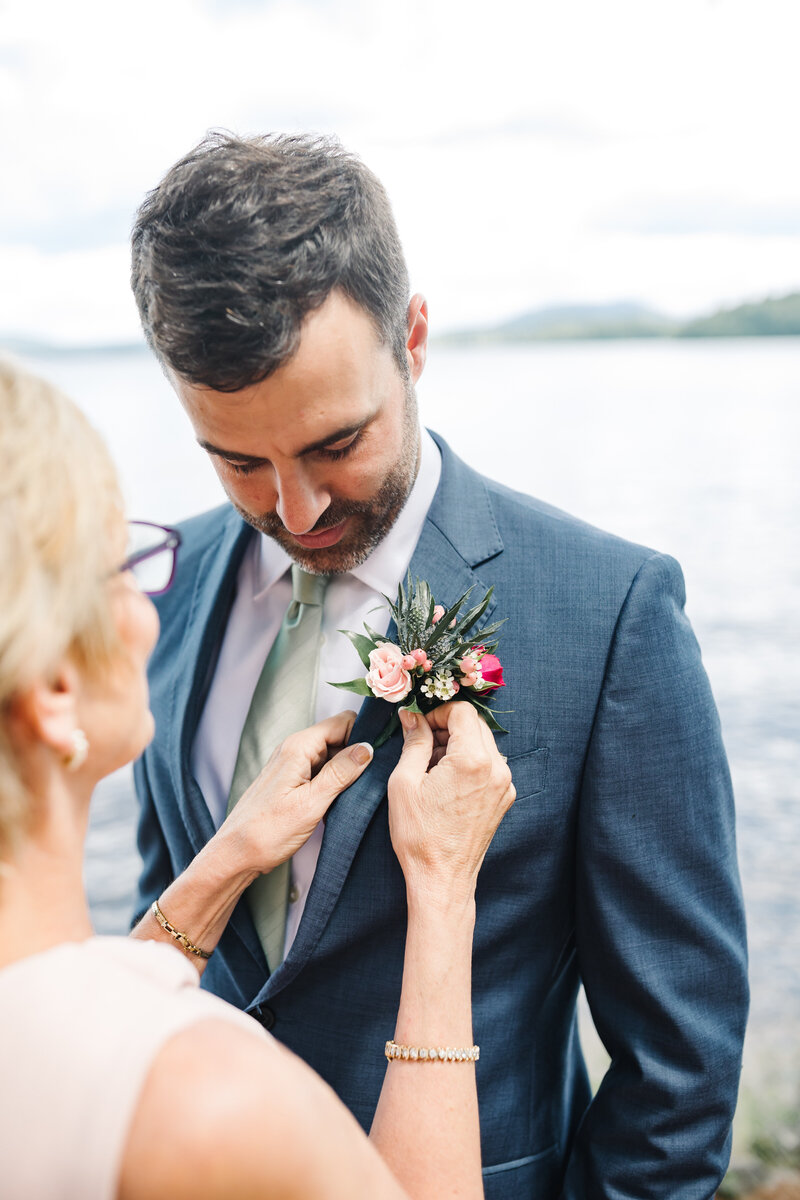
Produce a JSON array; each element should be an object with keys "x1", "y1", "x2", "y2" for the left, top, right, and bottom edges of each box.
[{"x1": 274, "y1": 468, "x2": 331, "y2": 535}]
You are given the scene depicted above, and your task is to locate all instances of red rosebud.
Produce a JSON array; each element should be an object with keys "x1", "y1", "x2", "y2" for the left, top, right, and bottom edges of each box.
[{"x1": 479, "y1": 654, "x2": 505, "y2": 692}]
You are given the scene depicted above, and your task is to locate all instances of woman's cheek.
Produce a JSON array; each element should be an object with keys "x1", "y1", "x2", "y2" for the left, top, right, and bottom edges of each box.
[{"x1": 114, "y1": 583, "x2": 159, "y2": 662}]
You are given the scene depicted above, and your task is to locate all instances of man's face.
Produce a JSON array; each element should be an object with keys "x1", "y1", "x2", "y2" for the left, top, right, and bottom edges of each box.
[{"x1": 170, "y1": 290, "x2": 428, "y2": 574}]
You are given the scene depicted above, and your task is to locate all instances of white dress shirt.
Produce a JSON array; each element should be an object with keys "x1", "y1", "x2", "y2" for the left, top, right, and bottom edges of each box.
[{"x1": 191, "y1": 429, "x2": 442, "y2": 957}]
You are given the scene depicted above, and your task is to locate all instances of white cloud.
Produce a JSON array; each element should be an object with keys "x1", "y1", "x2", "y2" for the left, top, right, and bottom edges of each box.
[
  {"x1": 0, "y1": 244, "x2": 140, "y2": 343},
  {"x1": 1, "y1": 0, "x2": 798, "y2": 340}
]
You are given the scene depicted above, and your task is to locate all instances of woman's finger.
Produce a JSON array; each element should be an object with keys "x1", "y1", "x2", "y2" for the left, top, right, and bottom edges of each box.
[
  {"x1": 280, "y1": 711, "x2": 358, "y2": 773},
  {"x1": 309, "y1": 741, "x2": 374, "y2": 806},
  {"x1": 311, "y1": 709, "x2": 358, "y2": 748},
  {"x1": 426, "y1": 701, "x2": 494, "y2": 766},
  {"x1": 426, "y1": 700, "x2": 480, "y2": 742},
  {"x1": 391, "y1": 708, "x2": 435, "y2": 785}
]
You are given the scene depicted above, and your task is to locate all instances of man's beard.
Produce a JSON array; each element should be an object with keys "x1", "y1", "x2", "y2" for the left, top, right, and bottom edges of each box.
[{"x1": 232, "y1": 391, "x2": 421, "y2": 575}]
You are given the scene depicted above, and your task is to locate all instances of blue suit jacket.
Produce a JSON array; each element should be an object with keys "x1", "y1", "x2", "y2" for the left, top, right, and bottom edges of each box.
[{"x1": 134, "y1": 433, "x2": 748, "y2": 1199}]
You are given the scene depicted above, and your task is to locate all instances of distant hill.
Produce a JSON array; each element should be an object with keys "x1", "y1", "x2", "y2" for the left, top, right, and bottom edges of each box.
[
  {"x1": 437, "y1": 292, "x2": 800, "y2": 344},
  {"x1": 439, "y1": 301, "x2": 675, "y2": 344},
  {"x1": 678, "y1": 292, "x2": 800, "y2": 337}
]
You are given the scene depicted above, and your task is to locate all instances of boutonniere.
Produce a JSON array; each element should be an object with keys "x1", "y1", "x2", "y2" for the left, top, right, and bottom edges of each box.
[{"x1": 331, "y1": 573, "x2": 509, "y2": 748}]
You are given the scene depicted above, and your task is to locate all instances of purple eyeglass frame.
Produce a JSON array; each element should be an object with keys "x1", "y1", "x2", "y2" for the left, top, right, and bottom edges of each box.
[{"x1": 119, "y1": 521, "x2": 182, "y2": 596}]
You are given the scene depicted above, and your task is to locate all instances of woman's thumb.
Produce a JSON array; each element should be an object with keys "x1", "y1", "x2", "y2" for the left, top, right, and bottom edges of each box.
[
  {"x1": 313, "y1": 741, "x2": 373, "y2": 802},
  {"x1": 395, "y1": 708, "x2": 434, "y2": 778}
]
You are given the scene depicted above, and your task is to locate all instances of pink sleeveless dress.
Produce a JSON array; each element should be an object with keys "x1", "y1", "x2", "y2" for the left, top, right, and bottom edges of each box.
[{"x1": 0, "y1": 936, "x2": 268, "y2": 1200}]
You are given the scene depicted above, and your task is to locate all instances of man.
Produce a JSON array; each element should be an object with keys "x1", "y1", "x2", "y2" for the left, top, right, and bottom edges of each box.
[{"x1": 130, "y1": 133, "x2": 748, "y2": 1199}]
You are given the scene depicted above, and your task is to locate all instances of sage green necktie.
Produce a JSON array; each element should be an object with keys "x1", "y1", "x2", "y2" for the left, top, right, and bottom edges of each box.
[{"x1": 227, "y1": 565, "x2": 329, "y2": 971}]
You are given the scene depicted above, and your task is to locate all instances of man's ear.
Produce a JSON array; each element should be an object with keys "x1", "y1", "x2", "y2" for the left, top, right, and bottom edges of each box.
[
  {"x1": 11, "y1": 661, "x2": 81, "y2": 760},
  {"x1": 406, "y1": 293, "x2": 429, "y2": 384}
]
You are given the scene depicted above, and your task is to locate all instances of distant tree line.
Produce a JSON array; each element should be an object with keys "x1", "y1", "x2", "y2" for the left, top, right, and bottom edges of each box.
[{"x1": 437, "y1": 292, "x2": 800, "y2": 344}]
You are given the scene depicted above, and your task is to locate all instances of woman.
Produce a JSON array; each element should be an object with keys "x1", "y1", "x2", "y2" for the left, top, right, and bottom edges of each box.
[{"x1": 0, "y1": 358, "x2": 515, "y2": 1200}]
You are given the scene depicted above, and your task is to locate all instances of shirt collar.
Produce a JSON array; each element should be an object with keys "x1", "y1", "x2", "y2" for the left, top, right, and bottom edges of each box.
[{"x1": 250, "y1": 428, "x2": 442, "y2": 600}]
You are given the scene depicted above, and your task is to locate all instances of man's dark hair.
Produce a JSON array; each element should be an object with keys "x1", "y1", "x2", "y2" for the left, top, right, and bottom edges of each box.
[{"x1": 130, "y1": 132, "x2": 411, "y2": 391}]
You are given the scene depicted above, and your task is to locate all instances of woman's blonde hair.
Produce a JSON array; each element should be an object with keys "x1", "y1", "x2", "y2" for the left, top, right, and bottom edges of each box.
[{"x1": 0, "y1": 358, "x2": 123, "y2": 859}]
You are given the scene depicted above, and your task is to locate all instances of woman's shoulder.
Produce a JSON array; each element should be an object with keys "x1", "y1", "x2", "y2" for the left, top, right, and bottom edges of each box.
[
  {"x1": 0, "y1": 937, "x2": 269, "y2": 1200},
  {"x1": 0, "y1": 937, "x2": 403, "y2": 1200},
  {"x1": 120, "y1": 1015, "x2": 405, "y2": 1200}
]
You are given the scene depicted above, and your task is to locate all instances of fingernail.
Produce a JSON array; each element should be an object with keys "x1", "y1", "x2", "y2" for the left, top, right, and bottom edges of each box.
[
  {"x1": 350, "y1": 742, "x2": 373, "y2": 765},
  {"x1": 399, "y1": 709, "x2": 419, "y2": 730}
]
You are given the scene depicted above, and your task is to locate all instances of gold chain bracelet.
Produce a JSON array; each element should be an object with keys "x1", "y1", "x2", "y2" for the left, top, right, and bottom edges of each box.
[
  {"x1": 151, "y1": 900, "x2": 212, "y2": 960},
  {"x1": 385, "y1": 1040, "x2": 480, "y2": 1063}
]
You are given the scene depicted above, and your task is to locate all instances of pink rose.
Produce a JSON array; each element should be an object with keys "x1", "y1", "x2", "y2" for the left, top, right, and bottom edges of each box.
[
  {"x1": 366, "y1": 642, "x2": 413, "y2": 703},
  {"x1": 478, "y1": 653, "x2": 505, "y2": 692},
  {"x1": 432, "y1": 604, "x2": 446, "y2": 624}
]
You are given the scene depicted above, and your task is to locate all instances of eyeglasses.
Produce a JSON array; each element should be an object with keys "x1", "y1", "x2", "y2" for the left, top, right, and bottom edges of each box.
[{"x1": 118, "y1": 521, "x2": 182, "y2": 596}]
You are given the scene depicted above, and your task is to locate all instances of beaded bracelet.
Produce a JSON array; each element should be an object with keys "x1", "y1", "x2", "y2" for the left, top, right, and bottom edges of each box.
[
  {"x1": 385, "y1": 1040, "x2": 480, "y2": 1063},
  {"x1": 151, "y1": 900, "x2": 212, "y2": 960}
]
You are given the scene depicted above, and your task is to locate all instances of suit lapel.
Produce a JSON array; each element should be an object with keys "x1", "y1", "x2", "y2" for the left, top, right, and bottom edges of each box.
[
  {"x1": 268, "y1": 437, "x2": 505, "y2": 994},
  {"x1": 168, "y1": 510, "x2": 251, "y2": 848},
  {"x1": 164, "y1": 511, "x2": 268, "y2": 969}
]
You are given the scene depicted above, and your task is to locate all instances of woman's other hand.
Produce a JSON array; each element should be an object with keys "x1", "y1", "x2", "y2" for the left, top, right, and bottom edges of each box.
[
  {"x1": 134, "y1": 712, "x2": 372, "y2": 971},
  {"x1": 221, "y1": 711, "x2": 373, "y2": 875},
  {"x1": 387, "y1": 703, "x2": 515, "y2": 903}
]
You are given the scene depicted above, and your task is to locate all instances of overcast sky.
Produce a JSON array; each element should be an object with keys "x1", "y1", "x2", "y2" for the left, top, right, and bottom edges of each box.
[{"x1": 1, "y1": 0, "x2": 798, "y2": 344}]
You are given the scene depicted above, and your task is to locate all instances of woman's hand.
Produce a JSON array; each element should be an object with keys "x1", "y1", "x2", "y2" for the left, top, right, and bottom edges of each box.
[
  {"x1": 387, "y1": 703, "x2": 515, "y2": 903},
  {"x1": 134, "y1": 712, "x2": 372, "y2": 972},
  {"x1": 220, "y1": 711, "x2": 373, "y2": 876}
]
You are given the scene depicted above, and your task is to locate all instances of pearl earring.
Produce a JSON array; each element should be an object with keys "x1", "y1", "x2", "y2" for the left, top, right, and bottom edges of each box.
[{"x1": 64, "y1": 729, "x2": 89, "y2": 772}]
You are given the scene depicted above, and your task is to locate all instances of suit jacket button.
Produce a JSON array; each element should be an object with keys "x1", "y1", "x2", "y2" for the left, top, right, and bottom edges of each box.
[{"x1": 253, "y1": 1004, "x2": 275, "y2": 1031}]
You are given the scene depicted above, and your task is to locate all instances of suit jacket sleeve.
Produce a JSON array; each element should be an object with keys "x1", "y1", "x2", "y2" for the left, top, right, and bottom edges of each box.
[
  {"x1": 562, "y1": 552, "x2": 749, "y2": 1199},
  {"x1": 131, "y1": 753, "x2": 175, "y2": 928}
]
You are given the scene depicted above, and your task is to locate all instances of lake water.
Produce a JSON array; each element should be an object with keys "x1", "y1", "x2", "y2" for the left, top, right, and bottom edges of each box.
[{"x1": 14, "y1": 337, "x2": 800, "y2": 1140}]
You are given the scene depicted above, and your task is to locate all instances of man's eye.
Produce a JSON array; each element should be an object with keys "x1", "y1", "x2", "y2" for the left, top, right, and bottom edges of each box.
[
  {"x1": 223, "y1": 459, "x2": 259, "y2": 476},
  {"x1": 319, "y1": 433, "x2": 360, "y2": 461}
]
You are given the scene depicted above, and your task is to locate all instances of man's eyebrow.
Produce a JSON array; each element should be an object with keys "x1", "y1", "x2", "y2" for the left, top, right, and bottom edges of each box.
[
  {"x1": 198, "y1": 441, "x2": 267, "y2": 465},
  {"x1": 294, "y1": 420, "x2": 367, "y2": 457},
  {"x1": 199, "y1": 420, "x2": 369, "y2": 463}
]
